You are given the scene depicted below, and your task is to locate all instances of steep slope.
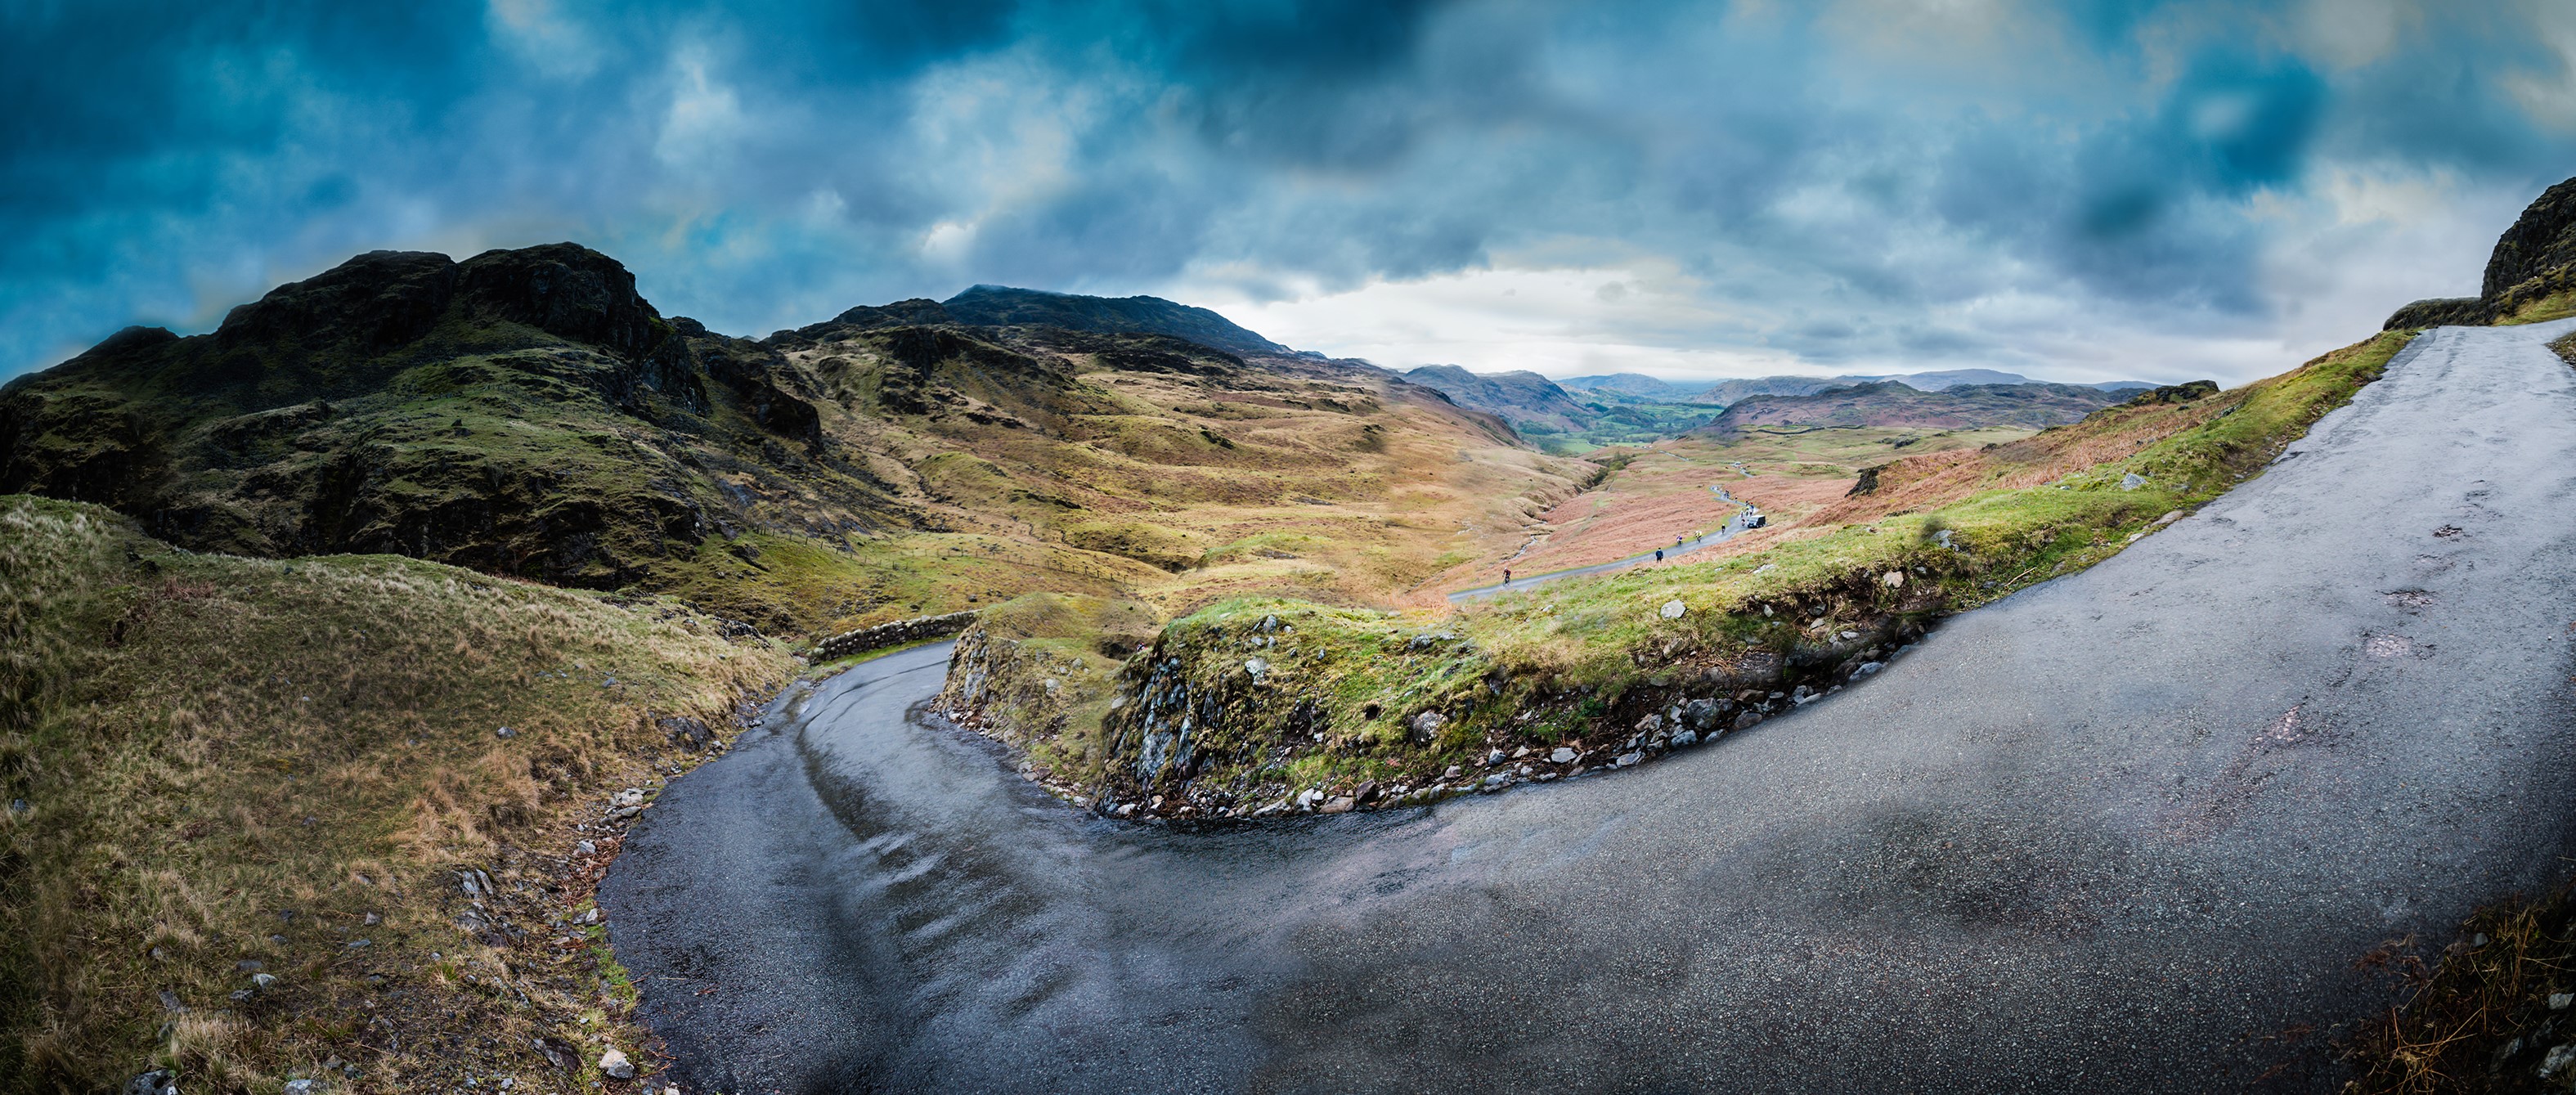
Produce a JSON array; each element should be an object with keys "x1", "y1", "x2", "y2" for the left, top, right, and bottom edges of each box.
[
  {"x1": 1694, "y1": 380, "x2": 2129, "y2": 433},
  {"x1": 2387, "y1": 172, "x2": 2576, "y2": 327},
  {"x1": 940, "y1": 285, "x2": 1289, "y2": 356}
]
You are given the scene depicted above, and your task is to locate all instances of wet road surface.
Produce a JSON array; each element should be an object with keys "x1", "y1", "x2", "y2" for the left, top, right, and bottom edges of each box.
[{"x1": 604, "y1": 321, "x2": 2576, "y2": 1093}]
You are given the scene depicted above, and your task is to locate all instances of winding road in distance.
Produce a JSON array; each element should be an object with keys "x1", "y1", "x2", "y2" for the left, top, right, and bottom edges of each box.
[
  {"x1": 1448, "y1": 486, "x2": 1756, "y2": 603},
  {"x1": 604, "y1": 320, "x2": 2576, "y2": 1093}
]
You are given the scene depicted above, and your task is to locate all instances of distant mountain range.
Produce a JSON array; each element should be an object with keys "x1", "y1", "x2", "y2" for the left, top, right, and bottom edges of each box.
[
  {"x1": 1553, "y1": 373, "x2": 1705, "y2": 400},
  {"x1": 1562, "y1": 369, "x2": 2154, "y2": 405},
  {"x1": 1692, "y1": 380, "x2": 2134, "y2": 434}
]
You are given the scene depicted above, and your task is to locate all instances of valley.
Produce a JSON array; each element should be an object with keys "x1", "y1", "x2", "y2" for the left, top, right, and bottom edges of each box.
[{"x1": 6, "y1": 174, "x2": 2576, "y2": 1095}]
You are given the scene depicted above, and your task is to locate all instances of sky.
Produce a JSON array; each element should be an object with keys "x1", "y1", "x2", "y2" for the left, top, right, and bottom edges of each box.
[{"x1": 6, "y1": 1, "x2": 2575, "y2": 388}]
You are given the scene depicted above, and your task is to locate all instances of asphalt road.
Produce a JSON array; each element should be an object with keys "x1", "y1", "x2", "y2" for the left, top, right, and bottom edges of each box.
[{"x1": 604, "y1": 320, "x2": 2576, "y2": 1093}]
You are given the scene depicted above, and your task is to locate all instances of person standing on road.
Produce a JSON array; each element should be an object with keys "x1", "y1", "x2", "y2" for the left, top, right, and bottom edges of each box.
[
  {"x1": 1654, "y1": 548, "x2": 1665, "y2": 562},
  {"x1": 1502, "y1": 568, "x2": 1511, "y2": 585}
]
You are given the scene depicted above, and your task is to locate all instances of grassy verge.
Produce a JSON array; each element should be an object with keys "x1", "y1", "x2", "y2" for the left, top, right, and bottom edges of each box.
[
  {"x1": 1028, "y1": 330, "x2": 2419, "y2": 818},
  {"x1": 0, "y1": 495, "x2": 795, "y2": 1093},
  {"x1": 2340, "y1": 885, "x2": 2576, "y2": 1093}
]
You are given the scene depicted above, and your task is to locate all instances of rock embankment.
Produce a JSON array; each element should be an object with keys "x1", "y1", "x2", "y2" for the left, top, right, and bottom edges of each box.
[
  {"x1": 814, "y1": 610, "x2": 977, "y2": 659},
  {"x1": 1080, "y1": 580, "x2": 1947, "y2": 823}
]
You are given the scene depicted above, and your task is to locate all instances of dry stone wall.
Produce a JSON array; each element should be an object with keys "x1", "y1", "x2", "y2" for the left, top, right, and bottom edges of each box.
[{"x1": 813, "y1": 610, "x2": 977, "y2": 659}]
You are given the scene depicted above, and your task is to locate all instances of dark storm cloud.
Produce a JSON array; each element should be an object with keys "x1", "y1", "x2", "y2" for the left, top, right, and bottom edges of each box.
[{"x1": 4, "y1": 0, "x2": 2574, "y2": 379}]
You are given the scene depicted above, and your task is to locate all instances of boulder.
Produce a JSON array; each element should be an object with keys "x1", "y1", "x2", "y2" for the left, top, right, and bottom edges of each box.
[
  {"x1": 600, "y1": 1048, "x2": 636, "y2": 1079},
  {"x1": 1681, "y1": 698, "x2": 1723, "y2": 731}
]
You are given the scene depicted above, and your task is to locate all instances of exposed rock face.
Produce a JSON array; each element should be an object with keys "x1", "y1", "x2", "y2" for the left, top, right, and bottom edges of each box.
[
  {"x1": 2485, "y1": 176, "x2": 2576, "y2": 300},
  {"x1": 2387, "y1": 174, "x2": 2576, "y2": 328},
  {"x1": 0, "y1": 243, "x2": 861, "y2": 590}
]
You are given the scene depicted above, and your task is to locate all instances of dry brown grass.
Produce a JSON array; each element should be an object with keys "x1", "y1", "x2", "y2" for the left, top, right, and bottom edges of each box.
[
  {"x1": 0, "y1": 495, "x2": 794, "y2": 1093},
  {"x1": 2342, "y1": 885, "x2": 2576, "y2": 1093}
]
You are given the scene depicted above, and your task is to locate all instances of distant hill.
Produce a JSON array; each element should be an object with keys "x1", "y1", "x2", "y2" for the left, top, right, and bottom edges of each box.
[
  {"x1": 1892, "y1": 368, "x2": 2027, "y2": 390},
  {"x1": 1686, "y1": 370, "x2": 2153, "y2": 406},
  {"x1": 1556, "y1": 373, "x2": 1703, "y2": 400},
  {"x1": 939, "y1": 285, "x2": 1288, "y2": 357},
  {"x1": 1693, "y1": 380, "x2": 2129, "y2": 433},
  {"x1": 1400, "y1": 365, "x2": 1595, "y2": 430},
  {"x1": 1692, "y1": 375, "x2": 1855, "y2": 406}
]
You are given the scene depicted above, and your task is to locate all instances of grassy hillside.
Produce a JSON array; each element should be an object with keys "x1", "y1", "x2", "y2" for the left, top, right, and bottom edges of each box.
[
  {"x1": 946, "y1": 330, "x2": 2415, "y2": 819},
  {"x1": 1, "y1": 245, "x2": 1591, "y2": 644},
  {"x1": 0, "y1": 495, "x2": 793, "y2": 1093}
]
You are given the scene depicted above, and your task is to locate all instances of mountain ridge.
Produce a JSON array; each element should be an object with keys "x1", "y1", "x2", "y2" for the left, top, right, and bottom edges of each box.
[
  {"x1": 0, "y1": 242, "x2": 1577, "y2": 637},
  {"x1": 936, "y1": 285, "x2": 1290, "y2": 357},
  {"x1": 1694, "y1": 379, "x2": 2135, "y2": 433}
]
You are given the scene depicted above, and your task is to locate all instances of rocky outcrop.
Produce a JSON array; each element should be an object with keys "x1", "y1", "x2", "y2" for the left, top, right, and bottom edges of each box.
[
  {"x1": 2386, "y1": 174, "x2": 2576, "y2": 328},
  {"x1": 2118, "y1": 379, "x2": 2220, "y2": 406},
  {"x1": 1080, "y1": 577, "x2": 1954, "y2": 822},
  {"x1": 2384, "y1": 297, "x2": 2487, "y2": 330},
  {"x1": 0, "y1": 242, "x2": 885, "y2": 594}
]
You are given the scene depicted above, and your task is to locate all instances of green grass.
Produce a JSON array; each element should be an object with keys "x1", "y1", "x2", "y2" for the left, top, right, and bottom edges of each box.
[
  {"x1": 1062, "y1": 330, "x2": 2418, "y2": 815},
  {"x1": 0, "y1": 495, "x2": 794, "y2": 1093}
]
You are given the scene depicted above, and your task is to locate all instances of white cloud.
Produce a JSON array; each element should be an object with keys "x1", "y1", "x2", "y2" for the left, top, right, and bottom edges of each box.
[{"x1": 654, "y1": 48, "x2": 747, "y2": 168}]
